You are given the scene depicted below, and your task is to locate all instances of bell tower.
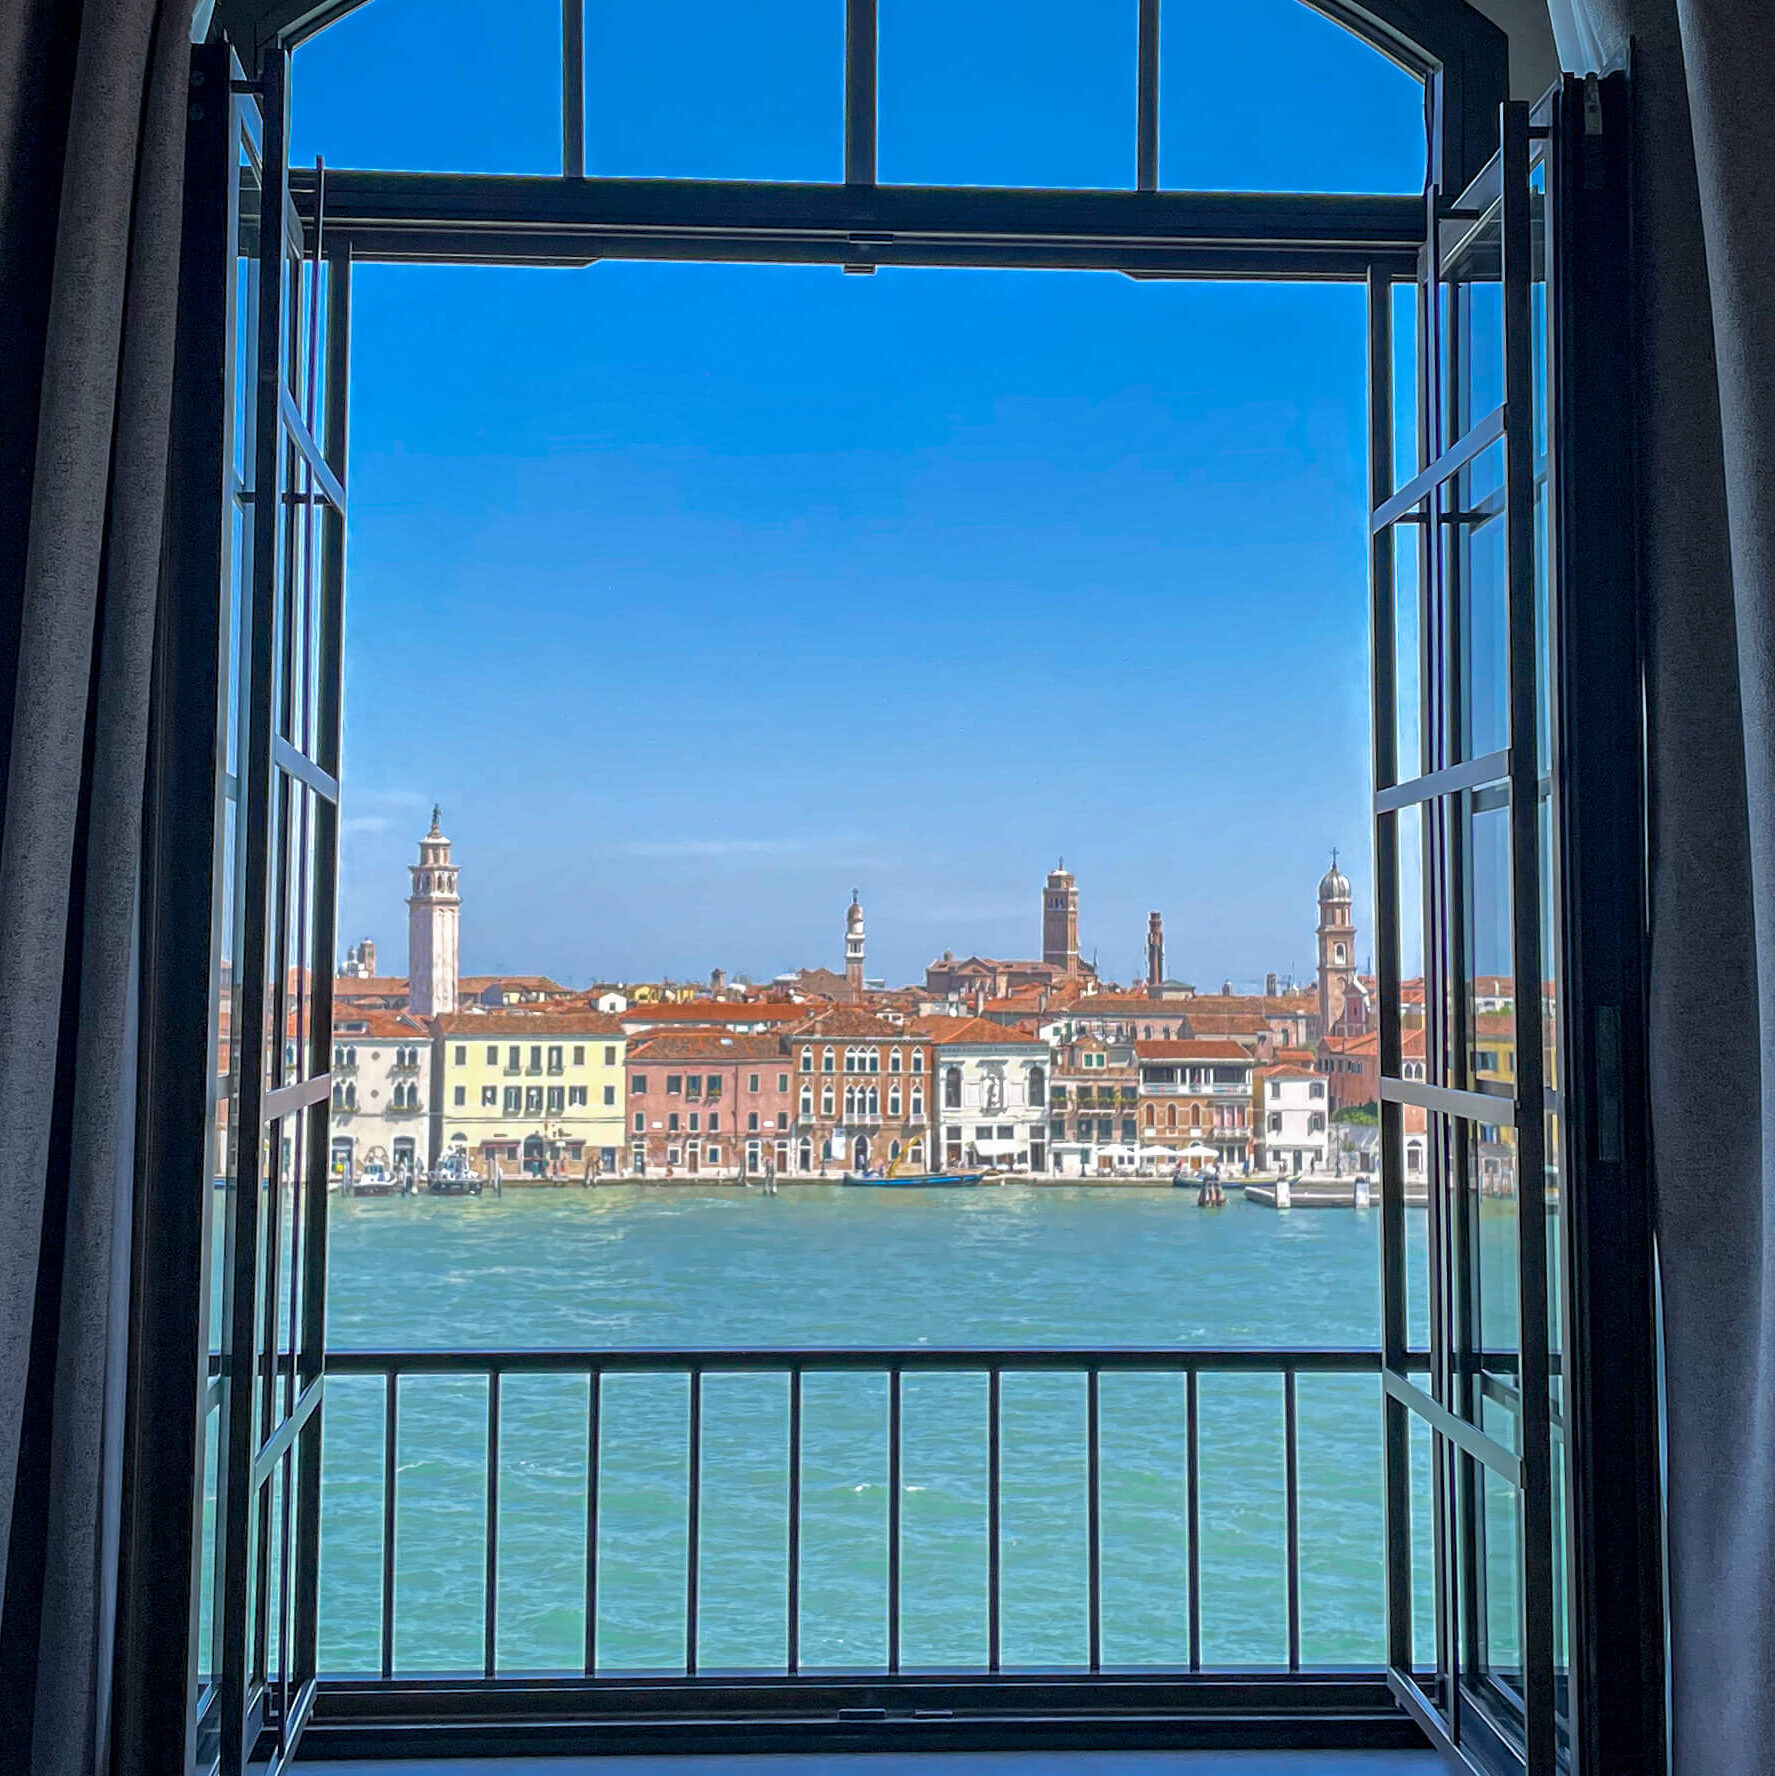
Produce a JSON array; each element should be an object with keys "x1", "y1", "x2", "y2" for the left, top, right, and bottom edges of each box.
[
  {"x1": 407, "y1": 806, "x2": 460, "y2": 1016},
  {"x1": 1316, "y1": 849, "x2": 1357, "y2": 1037},
  {"x1": 1146, "y1": 911, "x2": 1165, "y2": 995},
  {"x1": 1042, "y1": 863, "x2": 1079, "y2": 972},
  {"x1": 845, "y1": 892, "x2": 866, "y2": 1002}
]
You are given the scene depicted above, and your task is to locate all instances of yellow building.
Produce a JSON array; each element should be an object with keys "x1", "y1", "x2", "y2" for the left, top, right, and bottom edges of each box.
[{"x1": 433, "y1": 1011, "x2": 627, "y2": 1177}]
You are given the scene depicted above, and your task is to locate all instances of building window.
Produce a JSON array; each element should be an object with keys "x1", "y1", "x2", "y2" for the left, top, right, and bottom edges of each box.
[
  {"x1": 525, "y1": 1086, "x2": 543, "y2": 1115},
  {"x1": 777, "y1": 1072, "x2": 789, "y2": 1092},
  {"x1": 632, "y1": 1074, "x2": 648, "y2": 1094},
  {"x1": 1121, "y1": 1117, "x2": 1137, "y2": 1141},
  {"x1": 689, "y1": 1113, "x2": 700, "y2": 1132},
  {"x1": 453, "y1": 1085, "x2": 466, "y2": 1106},
  {"x1": 800, "y1": 1086, "x2": 812, "y2": 1116},
  {"x1": 820, "y1": 1086, "x2": 834, "y2": 1116},
  {"x1": 547, "y1": 1086, "x2": 565, "y2": 1113},
  {"x1": 602, "y1": 1085, "x2": 615, "y2": 1106},
  {"x1": 706, "y1": 1074, "x2": 722, "y2": 1097},
  {"x1": 889, "y1": 1086, "x2": 901, "y2": 1116},
  {"x1": 529, "y1": 1045, "x2": 543, "y2": 1073},
  {"x1": 667, "y1": 1074, "x2": 682, "y2": 1094},
  {"x1": 1028, "y1": 1065, "x2": 1046, "y2": 1107},
  {"x1": 667, "y1": 1147, "x2": 681, "y2": 1165},
  {"x1": 604, "y1": 1045, "x2": 617, "y2": 1065},
  {"x1": 707, "y1": 1145, "x2": 720, "y2": 1165},
  {"x1": 776, "y1": 1111, "x2": 788, "y2": 1130},
  {"x1": 944, "y1": 1067, "x2": 962, "y2": 1108},
  {"x1": 822, "y1": 1047, "x2": 835, "y2": 1072},
  {"x1": 911, "y1": 1050, "x2": 924, "y2": 1074},
  {"x1": 1269, "y1": 1113, "x2": 1283, "y2": 1133},
  {"x1": 454, "y1": 1045, "x2": 466, "y2": 1065},
  {"x1": 889, "y1": 1048, "x2": 902, "y2": 1073},
  {"x1": 748, "y1": 1111, "x2": 759, "y2": 1131},
  {"x1": 573, "y1": 1045, "x2": 585, "y2": 1065},
  {"x1": 482, "y1": 1085, "x2": 497, "y2": 1107},
  {"x1": 911, "y1": 1089, "x2": 924, "y2": 1118},
  {"x1": 748, "y1": 1072, "x2": 760, "y2": 1093},
  {"x1": 569, "y1": 1086, "x2": 588, "y2": 1107},
  {"x1": 686, "y1": 1075, "x2": 702, "y2": 1099},
  {"x1": 634, "y1": 1113, "x2": 644, "y2": 1132},
  {"x1": 668, "y1": 1112, "x2": 680, "y2": 1132},
  {"x1": 548, "y1": 1045, "x2": 563, "y2": 1073},
  {"x1": 708, "y1": 1113, "x2": 720, "y2": 1132},
  {"x1": 487, "y1": 1045, "x2": 499, "y2": 1065},
  {"x1": 1310, "y1": 1114, "x2": 1325, "y2": 1133},
  {"x1": 800, "y1": 1047, "x2": 812, "y2": 1073},
  {"x1": 504, "y1": 1087, "x2": 521, "y2": 1114},
  {"x1": 1310, "y1": 1081, "x2": 1325, "y2": 1098},
  {"x1": 867, "y1": 1047, "x2": 880, "y2": 1073}
]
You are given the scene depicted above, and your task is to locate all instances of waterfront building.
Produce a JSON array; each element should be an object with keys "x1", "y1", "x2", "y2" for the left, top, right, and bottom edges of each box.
[
  {"x1": 1049, "y1": 1036, "x2": 1140, "y2": 1175},
  {"x1": 407, "y1": 806, "x2": 460, "y2": 1017},
  {"x1": 433, "y1": 1011, "x2": 626, "y2": 1176},
  {"x1": 1135, "y1": 1038, "x2": 1254, "y2": 1173},
  {"x1": 915, "y1": 1014, "x2": 1050, "y2": 1173},
  {"x1": 1252, "y1": 1064, "x2": 1331, "y2": 1175},
  {"x1": 627, "y1": 1030, "x2": 796, "y2": 1178},
  {"x1": 790, "y1": 1007, "x2": 933, "y2": 1173},
  {"x1": 327, "y1": 1008, "x2": 431, "y2": 1182}
]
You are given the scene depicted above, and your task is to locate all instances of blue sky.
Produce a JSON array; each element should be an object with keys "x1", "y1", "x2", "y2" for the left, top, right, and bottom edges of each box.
[{"x1": 291, "y1": 0, "x2": 1425, "y2": 990}]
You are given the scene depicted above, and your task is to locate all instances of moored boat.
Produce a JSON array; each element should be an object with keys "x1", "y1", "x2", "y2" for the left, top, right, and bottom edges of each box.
[{"x1": 842, "y1": 1169, "x2": 986, "y2": 1187}]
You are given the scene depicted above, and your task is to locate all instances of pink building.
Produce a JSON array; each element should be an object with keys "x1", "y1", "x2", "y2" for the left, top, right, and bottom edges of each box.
[{"x1": 626, "y1": 1030, "x2": 796, "y2": 1177}]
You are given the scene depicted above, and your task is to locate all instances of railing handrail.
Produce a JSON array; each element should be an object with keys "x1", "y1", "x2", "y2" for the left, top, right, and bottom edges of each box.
[{"x1": 325, "y1": 1344, "x2": 1395, "y2": 1376}]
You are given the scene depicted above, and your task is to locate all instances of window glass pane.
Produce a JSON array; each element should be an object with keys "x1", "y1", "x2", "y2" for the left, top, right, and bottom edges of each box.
[
  {"x1": 1160, "y1": 0, "x2": 1424, "y2": 195},
  {"x1": 1441, "y1": 200, "x2": 1504, "y2": 433},
  {"x1": 881, "y1": 0, "x2": 1137, "y2": 188},
  {"x1": 1453, "y1": 437, "x2": 1508, "y2": 763},
  {"x1": 588, "y1": 0, "x2": 843, "y2": 180},
  {"x1": 291, "y1": 0, "x2": 561, "y2": 175},
  {"x1": 1392, "y1": 277, "x2": 1422, "y2": 496},
  {"x1": 1392, "y1": 522, "x2": 1423, "y2": 782},
  {"x1": 1463, "y1": 792, "x2": 1512, "y2": 1084}
]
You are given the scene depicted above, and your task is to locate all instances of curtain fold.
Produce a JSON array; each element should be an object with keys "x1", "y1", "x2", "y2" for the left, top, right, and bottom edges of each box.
[
  {"x1": 0, "y1": 0, "x2": 192, "y2": 1767},
  {"x1": 1561, "y1": 0, "x2": 1775, "y2": 1769}
]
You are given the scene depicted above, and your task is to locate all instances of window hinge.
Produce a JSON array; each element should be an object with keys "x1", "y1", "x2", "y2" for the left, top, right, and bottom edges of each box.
[{"x1": 1582, "y1": 72, "x2": 1604, "y2": 137}]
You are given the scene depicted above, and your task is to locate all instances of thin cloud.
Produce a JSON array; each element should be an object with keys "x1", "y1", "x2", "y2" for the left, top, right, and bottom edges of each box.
[
  {"x1": 620, "y1": 836, "x2": 836, "y2": 859},
  {"x1": 341, "y1": 814, "x2": 394, "y2": 836}
]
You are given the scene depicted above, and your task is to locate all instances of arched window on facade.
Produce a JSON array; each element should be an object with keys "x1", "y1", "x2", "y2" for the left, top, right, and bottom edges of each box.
[
  {"x1": 889, "y1": 1047, "x2": 902, "y2": 1073},
  {"x1": 821, "y1": 1085, "x2": 835, "y2": 1116},
  {"x1": 889, "y1": 1085, "x2": 901, "y2": 1116},
  {"x1": 843, "y1": 1085, "x2": 856, "y2": 1117},
  {"x1": 822, "y1": 1046, "x2": 835, "y2": 1072},
  {"x1": 800, "y1": 1047, "x2": 812, "y2": 1073},
  {"x1": 866, "y1": 1085, "x2": 879, "y2": 1115},
  {"x1": 1167, "y1": 1104, "x2": 1178, "y2": 1130},
  {"x1": 799, "y1": 1085, "x2": 812, "y2": 1116},
  {"x1": 867, "y1": 1048, "x2": 880, "y2": 1073},
  {"x1": 1143, "y1": 1104, "x2": 1155, "y2": 1129},
  {"x1": 911, "y1": 1088, "x2": 924, "y2": 1118},
  {"x1": 944, "y1": 1066, "x2": 961, "y2": 1108},
  {"x1": 912, "y1": 1049, "x2": 924, "y2": 1073},
  {"x1": 1028, "y1": 1065, "x2": 1045, "y2": 1107}
]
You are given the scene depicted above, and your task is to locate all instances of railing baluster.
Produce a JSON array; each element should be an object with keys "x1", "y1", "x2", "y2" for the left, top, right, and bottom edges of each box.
[
  {"x1": 687, "y1": 1367, "x2": 702, "y2": 1677},
  {"x1": 787, "y1": 1367, "x2": 802, "y2": 1677},
  {"x1": 988, "y1": 1368, "x2": 1001, "y2": 1675},
  {"x1": 888, "y1": 1366, "x2": 902, "y2": 1675},
  {"x1": 1087, "y1": 1367, "x2": 1102, "y2": 1674},
  {"x1": 1186, "y1": 1368, "x2": 1201, "y2": 1672},
  {"x1": 584, "y1": 1368, "x2": 601, "y2": 1675},
  {"x1": 485, "y1": 1370, "x2": 501, "y2": 1678},
  {"x1": 1284, "y1": 1369, "x2": 1301, "y2": 1673},
  {"x1": 381, "y1": 1372, "x2": 397, "y2": 1681}
]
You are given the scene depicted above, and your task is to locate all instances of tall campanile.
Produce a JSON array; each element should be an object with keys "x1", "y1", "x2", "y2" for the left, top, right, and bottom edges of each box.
[
  {"x1": 845, "y1": 892, "x2": 866, "y2": 1002},
  {"x1": 407, "y1": 806, "x2": 460, "y2": 1016},
  {"x1": 1316, "y1": 849, "x2": 1356, "y2": 1037},
  {"x1": 1042, "y1": 863, "x2": 1079, "y2": 972},
  {"x1": 1146, "y1": 912, "x2": 1165, "y2": 995}
]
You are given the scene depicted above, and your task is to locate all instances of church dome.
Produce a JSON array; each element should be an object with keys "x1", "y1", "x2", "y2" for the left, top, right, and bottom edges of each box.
[{"x1": 1318, "y1": 856, "x2": 1351, "y2": 901}]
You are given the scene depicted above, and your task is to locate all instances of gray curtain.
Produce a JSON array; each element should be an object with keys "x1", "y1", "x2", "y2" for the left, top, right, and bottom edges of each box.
[
  {"x1": 0, "y1": 0, "x2": 193, "y2": 1769},
  {"x1": 1555, "y1": 0, "x2": 1775, "y2": 1769}
]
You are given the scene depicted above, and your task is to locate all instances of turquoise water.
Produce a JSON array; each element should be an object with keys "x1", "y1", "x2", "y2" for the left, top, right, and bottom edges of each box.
[{"x1": 318, "y1": 1186, "x2": 1459, "y2": 1677}]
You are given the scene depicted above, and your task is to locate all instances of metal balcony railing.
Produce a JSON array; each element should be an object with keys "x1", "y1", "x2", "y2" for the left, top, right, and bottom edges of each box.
[{"x1": 318, "y1": 1346, "x2": 1409, "y2": 1694}]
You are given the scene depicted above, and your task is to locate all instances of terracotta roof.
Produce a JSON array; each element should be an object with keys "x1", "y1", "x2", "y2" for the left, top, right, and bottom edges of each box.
[
  {"x1": 622, "y1": 1000, "x2": 807, "y2": 1025},
  {"x1": 332, "y1": 1008, "x2": 429, "y2": 1039},
  {"x1": 436, "y1": 1010, "x2": 625, "y2": 1037},
  {"x1": 1134, "y1": 1039, "x2": 1253, "y2": 1063},
  {"x1": 335, "y1": 974, "x2": 408, "y2": 994},
  {"x1": 1258, "y1": 1064, "x2": 1321, "y2": 1082},
  {"x1": 791, "y1": 1007, "x2": 918, "y2": 1040},
  {"x1": 629, "y1": 1030, "x2": 789, "y2": 1061},
  {"x1": 460, "y1": 974, "x2": 567, "y2": 993},
  {"x1": 911, "y1": 1015, "x2": 1048, "y2": 1048}
]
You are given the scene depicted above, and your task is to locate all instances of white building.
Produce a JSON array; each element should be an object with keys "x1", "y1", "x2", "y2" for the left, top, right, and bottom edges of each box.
[
  {"x1": 1253, "y1": 1066, "x2": 1331, "y2": 1175},
  {"x1": 917, "y1": 1016, "x2": 1051, "y2": 1172},
  {"x1": 328, "y1": 1007, "x2": 432, "y2": 1183}
]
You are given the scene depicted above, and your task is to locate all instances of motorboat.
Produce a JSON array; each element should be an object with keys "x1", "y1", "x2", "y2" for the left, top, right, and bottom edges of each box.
[
  {"x1": 426, "y1": 1150, "x2": 482, "y2": 1196},
  {"x1": 842, "y1": 1168, "x2": 986, "y2": 1187}
]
